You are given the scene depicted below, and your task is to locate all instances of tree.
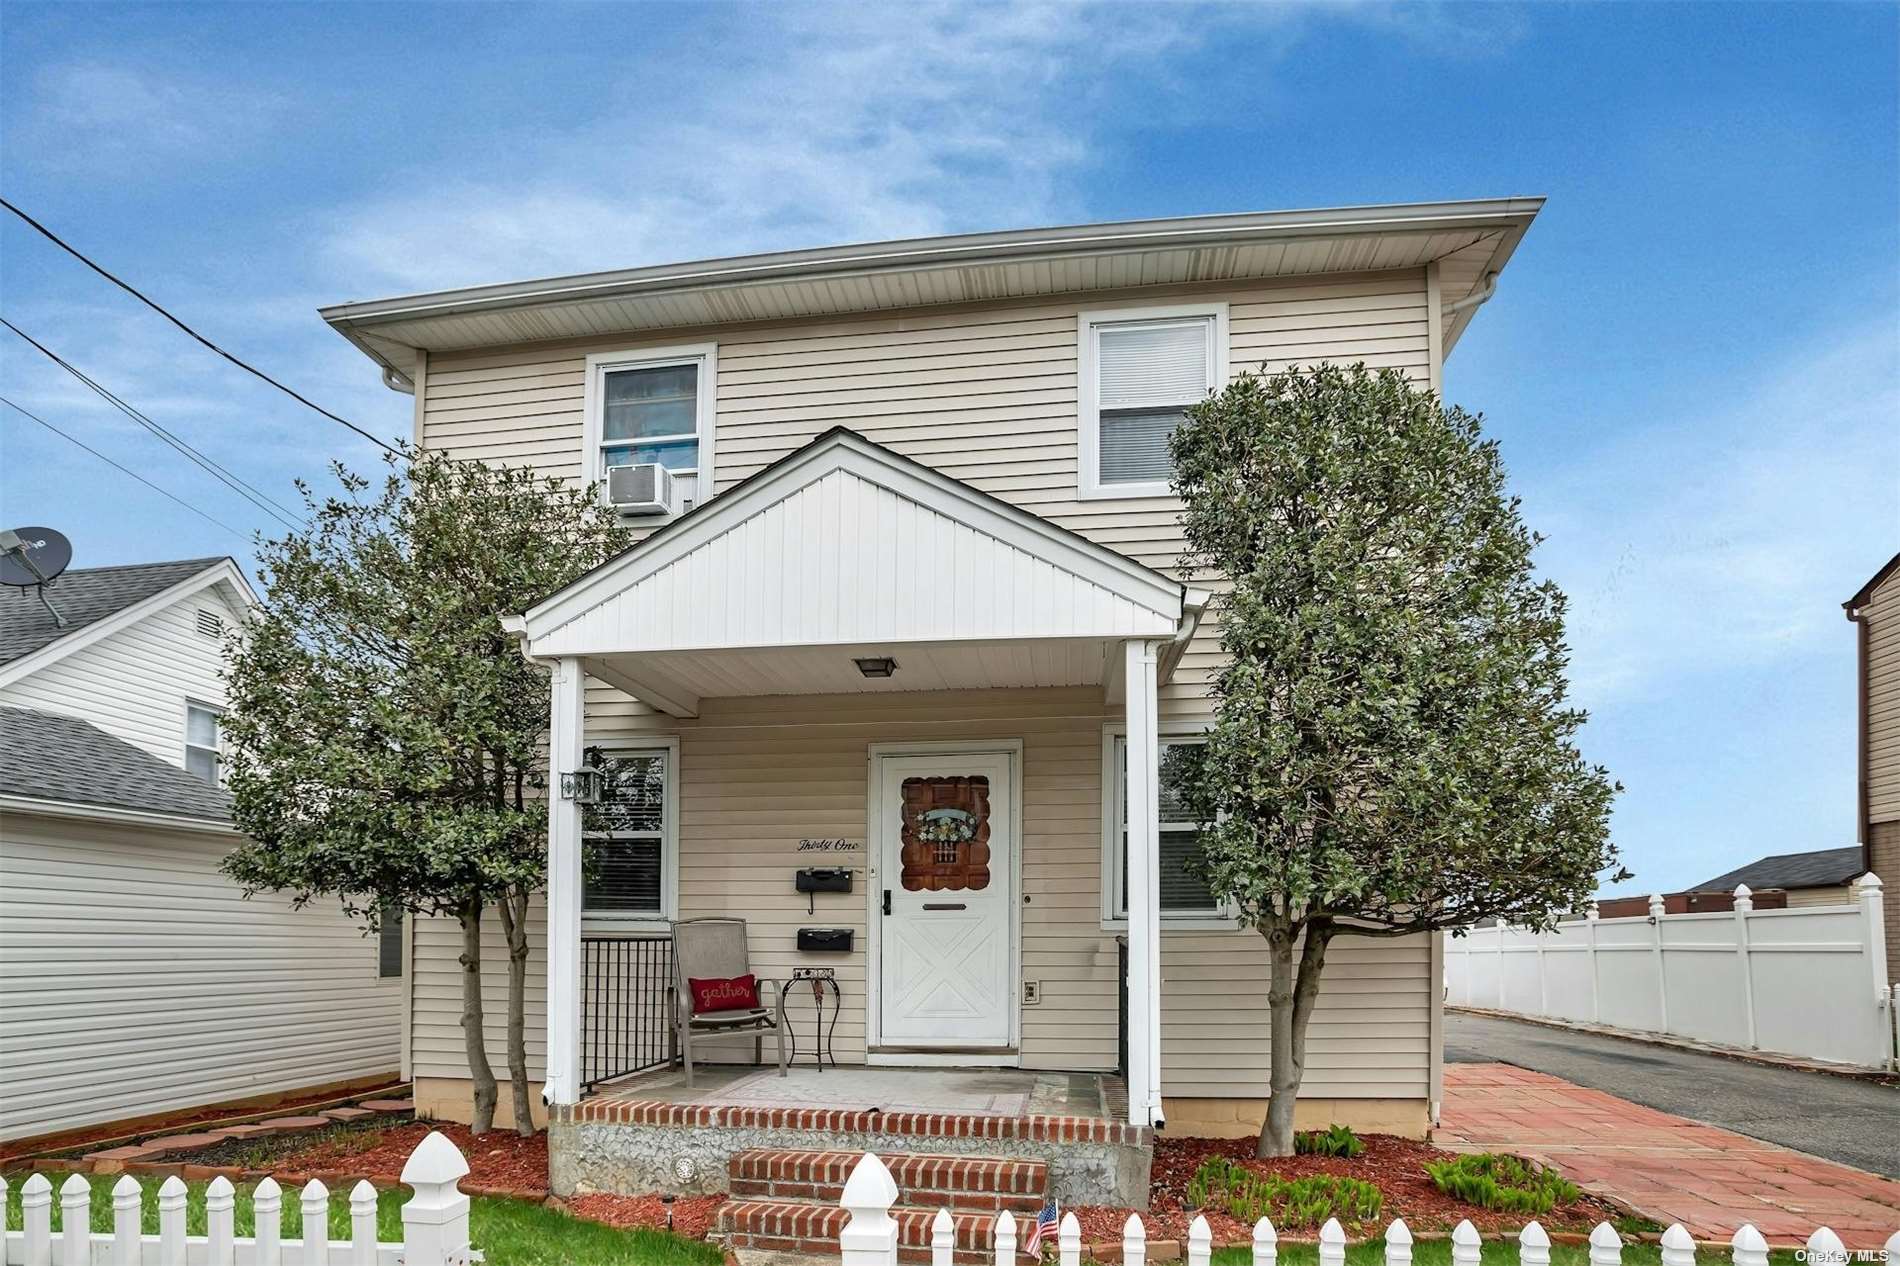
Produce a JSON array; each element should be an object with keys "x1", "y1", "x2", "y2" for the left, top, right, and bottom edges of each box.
[
  {"x1": 220, "y1": 449, "x2": 627, "y2": 1135},
  {"x1": 1168, "y1": 364, "x2": 1622, "y2": 1158}
]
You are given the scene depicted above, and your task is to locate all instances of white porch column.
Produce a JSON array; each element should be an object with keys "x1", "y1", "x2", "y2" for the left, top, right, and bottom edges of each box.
[
  {"x1": 544, "y1": 656, "x2": 586, "y2": 1107},
  {"x1": 1123, "y1": 638, "x2": 1164, "y2": 1127}
]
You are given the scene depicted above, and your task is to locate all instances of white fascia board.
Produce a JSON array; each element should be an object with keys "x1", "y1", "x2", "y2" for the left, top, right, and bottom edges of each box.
[
  {"x1": 0, "y1": 560, "x2": 250, "y2": 690},
  {"x1": 518, "y1": 430, "x2": 1184, "y2": 649},
  {"x1": 320, "y1": 199, "x2": 1547, "y2": 335},
  {"x1": 0, "y1": 794, "x2": 237, "y2": 835}
]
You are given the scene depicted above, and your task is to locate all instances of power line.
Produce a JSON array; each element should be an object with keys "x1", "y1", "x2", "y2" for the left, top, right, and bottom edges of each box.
[
  {"x1": 0, "y1": 395, "x2": 251, "y2": 542},
  {"x1": 2, "y1": 316, "x2": 308, "y2": 532},
  {"x1": 1, "y1": 197, "x2": 401, "y2": 456}
]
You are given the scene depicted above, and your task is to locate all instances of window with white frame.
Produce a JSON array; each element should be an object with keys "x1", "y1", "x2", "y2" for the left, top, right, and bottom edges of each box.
[
  {"x1": 582, "y1": 748, "x2": 673, "y2": 917},
  {"x1": 184, "y1": 702, "x2": 222, "y2": 785},
  {"x1": 584, "y1": 345, "x2": 716, "y2": 512},
  {"x1": 1078, "y1": 304, "x2": 1227, "y2": 500},
  {"x1": 1107, "y1": 734, "x2": 1224, "y2": 921}
]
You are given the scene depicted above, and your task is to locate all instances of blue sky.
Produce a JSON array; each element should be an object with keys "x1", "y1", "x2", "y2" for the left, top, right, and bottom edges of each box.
[{"x1": 2, "y1": 3, "x2": 1894, "y2": 896}]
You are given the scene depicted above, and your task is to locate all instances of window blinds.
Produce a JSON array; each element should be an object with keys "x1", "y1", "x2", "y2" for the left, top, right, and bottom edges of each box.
[{"x1": 1095, "y1": 318, "x2": 1212, "y2": 486}]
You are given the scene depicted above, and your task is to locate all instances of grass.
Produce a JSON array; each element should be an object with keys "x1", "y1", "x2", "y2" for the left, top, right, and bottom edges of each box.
[
  {"x1": 3, "y1": 1174, "x2": 722, "y2": 1266},
  {"x1": 1205, "y1": 1242, "x2": 1804, "y2": 1266}
]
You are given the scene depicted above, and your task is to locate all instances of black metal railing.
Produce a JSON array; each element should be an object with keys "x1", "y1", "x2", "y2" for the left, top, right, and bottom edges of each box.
[{"x1": 581, "y1": 933, "x2": 676, "y2": 1091}]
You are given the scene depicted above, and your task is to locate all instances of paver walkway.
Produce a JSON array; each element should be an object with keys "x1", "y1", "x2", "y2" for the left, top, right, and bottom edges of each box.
[{"x1": 1439, "y1": 1064, "x2": 1900, "y2": 1248}]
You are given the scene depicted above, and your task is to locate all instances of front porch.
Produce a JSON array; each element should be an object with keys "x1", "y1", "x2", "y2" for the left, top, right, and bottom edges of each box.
[{"x1": 549, "y1": 1063, "x2": 1152, "y2": 1208}]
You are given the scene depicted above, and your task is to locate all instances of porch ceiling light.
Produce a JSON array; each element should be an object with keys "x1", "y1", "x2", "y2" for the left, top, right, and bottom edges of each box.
[{"x1": 854, "y1": 656, "x2": 899, "y2": 679}]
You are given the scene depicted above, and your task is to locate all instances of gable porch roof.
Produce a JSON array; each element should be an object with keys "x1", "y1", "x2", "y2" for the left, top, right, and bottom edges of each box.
[{"x1": 506, "y1": 428, "x2": 1203, "y2": 716}]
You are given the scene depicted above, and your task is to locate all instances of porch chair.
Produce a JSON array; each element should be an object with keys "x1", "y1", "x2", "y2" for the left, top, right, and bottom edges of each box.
[{"x1": 670, "y1": 917, "x2": 787, "y2": 1086}]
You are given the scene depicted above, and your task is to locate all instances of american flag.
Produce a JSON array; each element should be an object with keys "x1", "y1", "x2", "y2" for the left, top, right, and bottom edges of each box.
[{"x1": 1022, "y1": 1198, "x2": 1059, "y2": 1258}]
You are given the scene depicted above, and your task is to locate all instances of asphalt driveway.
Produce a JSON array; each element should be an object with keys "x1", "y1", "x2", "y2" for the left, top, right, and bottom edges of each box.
[{"x1": 1444, "y1": 1009, "x2": 1900, "y2": 1178}]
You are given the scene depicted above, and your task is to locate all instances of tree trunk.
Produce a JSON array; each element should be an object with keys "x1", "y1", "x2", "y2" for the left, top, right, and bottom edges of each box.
[
  {"x1": 1257, "y1": 916, "x2": 1334, "y2": 1158},
  {"x1": 459, "y1": 899, "x2": 498, "y2": 1135},
  {"x1": 498, "y1": 883, "x2": 535, "y2": 1136}
]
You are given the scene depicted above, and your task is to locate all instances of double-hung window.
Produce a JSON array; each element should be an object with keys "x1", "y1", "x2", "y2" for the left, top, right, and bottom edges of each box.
[
  {"x1": 185, "y1": 702, "x2": 222, "y2": 785},
  {"x1": 1078, "y1": 304, "x2": 1227, "y2": 500},
  {"x1": 583, "y1": 344, "x2": 717, "y2": 512},
  {"x1": 581, "y1": 744, "x2": 677, "y2": 921},
  {"x1": 1104, "y1": 732, "x2": 1230, "y2": 926}
]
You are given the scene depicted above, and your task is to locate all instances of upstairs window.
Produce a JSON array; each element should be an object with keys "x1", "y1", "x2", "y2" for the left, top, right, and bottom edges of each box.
[
  {"x1": 185, "y1": 702, "x2": 222, "y2": 785},
  {"x1": 1078, "y1": 304, "x2": 1227, "y2": 500},
  {"x1": 584, "y1": 345, "x2": 717, "y2": 513}
]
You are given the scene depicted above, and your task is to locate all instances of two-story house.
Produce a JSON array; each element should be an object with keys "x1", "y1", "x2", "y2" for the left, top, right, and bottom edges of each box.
[
  {"x1": 321, "y1": 198, "x2": 1543, "y2": 1210},
  {"x1": 0, "y1": 556, "x2": 401, "y2": 1151}
]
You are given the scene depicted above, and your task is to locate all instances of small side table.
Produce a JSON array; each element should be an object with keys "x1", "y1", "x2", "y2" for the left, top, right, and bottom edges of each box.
[{"x1": 782, "y1": 966, "x2": 841, "y2": 1070}]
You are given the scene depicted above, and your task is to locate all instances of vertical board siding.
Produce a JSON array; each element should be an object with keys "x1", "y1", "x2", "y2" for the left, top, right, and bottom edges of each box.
[
  {"x1": 0, "y1": 587, "x2": 245, "y2": 765},
  {"x1": 409, "y1": 271, "x2": 1436, "y2": 1103},
  {"x1": 0, "y1": 813, "x2": 401, "y2": 1143}
]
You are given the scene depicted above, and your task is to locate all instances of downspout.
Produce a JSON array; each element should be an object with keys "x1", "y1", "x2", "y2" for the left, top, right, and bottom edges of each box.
[
  {"x1": 382, "y1": 364, "x2": 416, "y2": 395},
  {"x1": 1443, "y1": 270, "x2": 1499, "y2": 317},
  {"x1": 1848, "y1": 602, "x2": 1872, "y2": 874},
  {"x1": 1155, "y1": 588, "x2": 1211, "y2": 685}
]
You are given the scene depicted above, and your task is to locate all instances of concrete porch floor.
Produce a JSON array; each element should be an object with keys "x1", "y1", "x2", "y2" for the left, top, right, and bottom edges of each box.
[{"x1": 593, "y1": 1063, "x2": 1129, "y2": 1122}]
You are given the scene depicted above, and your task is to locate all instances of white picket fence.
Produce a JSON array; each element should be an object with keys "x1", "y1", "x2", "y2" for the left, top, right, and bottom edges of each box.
[
  {"x1": 1445, "y1": 874, "x2": 1896, "y2": 1068},
  {"x1": 1, "y1": 1131, "x2": 479, "y2": 1266},
  {"x1": 835, "y1": 1153, "x2": 1900, "y2": 1265}
]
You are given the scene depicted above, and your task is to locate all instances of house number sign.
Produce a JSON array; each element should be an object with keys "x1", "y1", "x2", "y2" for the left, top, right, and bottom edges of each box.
[{"x1": 797, "y1": 838, "x2": 861, "y2": 852}]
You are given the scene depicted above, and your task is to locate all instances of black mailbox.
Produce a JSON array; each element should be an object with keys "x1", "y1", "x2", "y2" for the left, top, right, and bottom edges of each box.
[
  {"x1": 797, "y1": 927, "x2": 854, "y2": 952},
  {"x1": 795, "y1": 867, "x2": 853, "y2": 894}
]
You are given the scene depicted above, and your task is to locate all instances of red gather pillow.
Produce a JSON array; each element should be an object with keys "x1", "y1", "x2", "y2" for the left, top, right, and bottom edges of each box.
[{"x1": 688, "y1": 973, "x2": 761, "y2": 1014}]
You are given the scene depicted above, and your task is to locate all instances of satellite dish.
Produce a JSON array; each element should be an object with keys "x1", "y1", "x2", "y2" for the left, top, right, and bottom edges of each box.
[{"x1": 0, "y1": 526, "x2": 73, "y2": 588}]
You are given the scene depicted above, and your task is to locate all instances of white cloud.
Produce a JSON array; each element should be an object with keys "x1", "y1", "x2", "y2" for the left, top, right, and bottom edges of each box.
[
  {"x1": 320, "y1": 3, "x2": 1305, "y2": 292},
  {"x1": 1525, "y1": 315, "x2": 1900, "y2": 706},
  {"x1": 22, "y1": 61, "x2": 285, "y2": 172}
]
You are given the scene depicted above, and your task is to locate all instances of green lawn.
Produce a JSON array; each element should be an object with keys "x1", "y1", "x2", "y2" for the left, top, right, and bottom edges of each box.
[
  {"x1": 1207, "y1": 1241, "x2": 1803, "y2": 1266},
  {"x1": 3, "y1": 1175, "x2": 721, "y2": 1266}
]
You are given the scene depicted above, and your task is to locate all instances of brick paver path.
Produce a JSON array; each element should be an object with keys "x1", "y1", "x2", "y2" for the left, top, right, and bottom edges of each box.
[{"x1": 1439, "y1": 1064, "x2": 1900, "y2": 1248}]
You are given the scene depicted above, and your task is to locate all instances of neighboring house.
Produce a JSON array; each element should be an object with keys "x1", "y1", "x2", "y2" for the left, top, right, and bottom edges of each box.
[
  {"x1": 1846, "y1": 550, "x2": 1900, "y2": 983},
  {"x1": 1691, "y1": 846, "x2": 1871, "y2": 909},
  {"x1": 0, "y1": 558, "x2": 402, "y2": 1150},
  {"x1": 320, "y1": 200, "x2": 1540, "y2": 1162}
]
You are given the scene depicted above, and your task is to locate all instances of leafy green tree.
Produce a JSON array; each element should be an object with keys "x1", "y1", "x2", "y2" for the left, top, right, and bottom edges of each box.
[
  {"x1": 1168, "y1": 364, "x2": 1621, "y2": 1158},
  {"x1": 220, "y1": 450, "x2": 627, "y2": 1135}
]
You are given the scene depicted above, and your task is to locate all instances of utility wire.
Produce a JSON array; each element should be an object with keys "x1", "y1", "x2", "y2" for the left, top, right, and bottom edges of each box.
[
  {"x1": 2, "y1": 317, "x2": 307, "y2": 532},
  {"x1": 1, "y1": 197, "x2": 401, "y2": 456},
  {"x1": 0, "y1": 395, "x2": 251, "y2": 542}
]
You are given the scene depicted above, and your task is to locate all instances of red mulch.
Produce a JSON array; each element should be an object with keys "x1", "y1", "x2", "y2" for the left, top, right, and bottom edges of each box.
[
  {"x1": 274, "y1": 1121, "x2": 549, "y2": 1198},
  {"x1": 566, "y1": 1193, "x2": 729, "y2": 1239},
  {"x1": 1071, "y1": 1135, "x2": 1626, "y2": 1244}
]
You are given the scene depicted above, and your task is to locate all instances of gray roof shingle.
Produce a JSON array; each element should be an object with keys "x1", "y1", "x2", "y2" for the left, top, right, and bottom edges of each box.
[
  {"x1": 0, "y1": 557, "x2": 230, "y2": 666},
  {"x1": 1694, "y1": 846, "x2": 1867, "y2": 893},
  {"x1": 0, "y1": 706, "x2": 232, "y2": 823}
]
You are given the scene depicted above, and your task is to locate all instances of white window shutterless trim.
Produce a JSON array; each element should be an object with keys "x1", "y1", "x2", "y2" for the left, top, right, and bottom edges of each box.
[
  {"x1": 581, "y1": 343, "x2": 718, "y2": 513},
  {"x1": 1077, "y1": 303, "x2": 1228, "y2": 501}
]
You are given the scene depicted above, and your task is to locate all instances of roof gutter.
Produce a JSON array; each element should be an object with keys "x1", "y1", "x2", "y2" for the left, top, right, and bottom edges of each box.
[{"x1": 1443, "y1": 270, "x2": 1499, "y2": 316}]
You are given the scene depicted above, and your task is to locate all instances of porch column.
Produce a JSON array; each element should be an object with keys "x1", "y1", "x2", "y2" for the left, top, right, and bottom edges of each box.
[
  {"x1": 1123, "y1": 638, "x2": 1164, "y2": 1127},
  {"x1": 544, "y1": 656, "x2": 585, "y2": 1107}
]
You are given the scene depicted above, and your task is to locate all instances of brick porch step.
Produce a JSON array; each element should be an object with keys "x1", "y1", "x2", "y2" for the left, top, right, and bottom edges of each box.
[
  {"x1": 720, "y1": 1200, "x2": 1035, "y2": 1264},
  {"x1": 728, "y1": 1149, "x2": 1047, "y2": 1214}
]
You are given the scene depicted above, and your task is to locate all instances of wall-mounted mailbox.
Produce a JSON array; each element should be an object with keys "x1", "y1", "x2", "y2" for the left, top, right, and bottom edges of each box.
[
  {"x1": 797, "y1": 927, "x2": 854, "y2": 953},
  {"x1": 795, "y1": 867, "x2": 853, "y2": 894}
]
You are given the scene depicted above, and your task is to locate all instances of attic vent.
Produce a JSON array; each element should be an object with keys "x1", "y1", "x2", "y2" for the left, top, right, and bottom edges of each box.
[{"x1": 195, "y1": 609, "x2": 223, "y2": 639}]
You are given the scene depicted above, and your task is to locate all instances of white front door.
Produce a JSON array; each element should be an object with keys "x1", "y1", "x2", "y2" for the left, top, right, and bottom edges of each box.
[{"x1": 875, "y1": 751, "x2": 1015, "y2": 1049}]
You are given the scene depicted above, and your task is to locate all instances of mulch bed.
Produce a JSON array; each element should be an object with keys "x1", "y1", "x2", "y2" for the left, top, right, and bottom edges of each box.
[
  {"x1": 269, "y1": 1120, "x2": 550, "y2": 1199},
  {"x1": 1071, "y1": 1135, "x2": 1629, "y2": 1244},
  {"x1": 565, "y1": 1193, "x2": 729, "y2": 1240}
]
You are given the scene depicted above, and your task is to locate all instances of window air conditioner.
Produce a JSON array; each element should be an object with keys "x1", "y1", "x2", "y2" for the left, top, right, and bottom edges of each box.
[{"x1": 607, "y1": 463, "x2": 677, "y2": 516}]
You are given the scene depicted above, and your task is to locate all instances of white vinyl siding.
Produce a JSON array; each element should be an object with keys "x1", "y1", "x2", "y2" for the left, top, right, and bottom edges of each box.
[
  {"x1": 0, "y1": 586, "x2": 245, "y2": 772},
  {"x1": 409, "y1": 269, "x2": 1439, "y2": 1104},
  {"x1": 0, "y1": 811, "x2": 401, "y2": 1144}
]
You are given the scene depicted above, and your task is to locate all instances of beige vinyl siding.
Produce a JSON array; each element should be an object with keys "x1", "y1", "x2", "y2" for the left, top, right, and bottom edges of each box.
[
  {"x1": 1782, "y1": 885, "x2": 1856, "y2": 909},
  {"x1": 1867, "y1": 568, "x2": 1900, "y2": 825},
  {"x1": 0, "y1": 586, "x2": 244, "y2": 768},
  {"x1": 408, "y1": 270, "x2": 1438, "y2": 1104},
  {"x1": 0, "y1": 811, "x2": 401, "y2": 1144},
  {"x1": 410, "y1": 895, "x2": 549, "y2": 1085}
]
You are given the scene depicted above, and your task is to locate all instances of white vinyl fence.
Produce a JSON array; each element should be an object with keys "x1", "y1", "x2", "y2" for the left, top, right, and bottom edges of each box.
[
  {"x1": 1445, "y1": 873, "x2": 1896, "y2": 1069},
  {"x1": 835, "y1": 1153, "x2": 1900, "y2": 1265},
  {"x1": 2, "y1": 1132, "x2": 479, "y2": 1266}
]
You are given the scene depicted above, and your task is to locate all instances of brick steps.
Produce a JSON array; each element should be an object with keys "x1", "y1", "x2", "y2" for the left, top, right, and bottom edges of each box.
[
  {"x1": 721, "y1": 1200, "x2": 1035, "y2": 1264},
  {"x1": 719, "y1": 1147, "x2": 1048, "y2": 1263},
  {"x1": 729, "y1": 1149, "x2": 1046, "y2": 1213}
]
